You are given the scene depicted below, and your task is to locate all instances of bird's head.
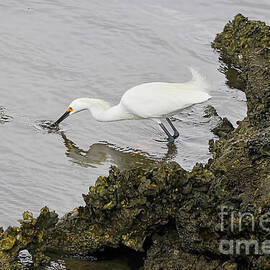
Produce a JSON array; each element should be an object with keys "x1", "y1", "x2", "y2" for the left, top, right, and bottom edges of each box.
[{"x1": 54, "y1": 98, "x2": 89, "y2": 125}]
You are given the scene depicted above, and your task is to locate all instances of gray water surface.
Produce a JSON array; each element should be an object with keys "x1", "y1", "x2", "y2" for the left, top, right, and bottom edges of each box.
[{"x1": 1, "y1": 0, "x2": 268, "y2": 231}]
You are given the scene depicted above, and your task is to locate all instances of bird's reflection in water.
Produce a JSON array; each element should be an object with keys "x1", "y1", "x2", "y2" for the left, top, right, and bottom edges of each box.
[{"x1": 60, "y1": 132, "x2": 177, "y2": 171}]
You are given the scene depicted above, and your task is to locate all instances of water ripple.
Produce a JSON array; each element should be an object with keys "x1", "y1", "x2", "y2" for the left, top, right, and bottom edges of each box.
[
  {"x1": 0, "y1": 107, "x2": 13, "y2": 124},
  {"x1": 33, "y1": 120, "x2": 68, "y2": 134}
]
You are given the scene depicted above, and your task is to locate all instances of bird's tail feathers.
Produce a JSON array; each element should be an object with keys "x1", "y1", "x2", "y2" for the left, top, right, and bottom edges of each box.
[{"x1": 188, "y1": 67, "x2": 210, "y2": 94}]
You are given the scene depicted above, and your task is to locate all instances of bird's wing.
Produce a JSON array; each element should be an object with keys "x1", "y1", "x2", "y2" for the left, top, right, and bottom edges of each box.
[{"x1": 120, "y1": 82, "x2": 211, "y2": 119}]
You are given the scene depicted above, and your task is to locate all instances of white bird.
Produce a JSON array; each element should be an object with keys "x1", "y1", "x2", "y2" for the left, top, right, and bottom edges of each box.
[{"x1": 54, "y1": 68, "x2": 211, "y2": 143}]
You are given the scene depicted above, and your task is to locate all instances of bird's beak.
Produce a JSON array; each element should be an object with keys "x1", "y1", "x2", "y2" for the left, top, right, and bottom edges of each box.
[{"x1": 54, "y1": 107, "x2": 72, "y2": 125}]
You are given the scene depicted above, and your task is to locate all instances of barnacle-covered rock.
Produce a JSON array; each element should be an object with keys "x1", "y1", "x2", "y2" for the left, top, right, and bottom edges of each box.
[
  {"x1": 212, "y1": 13, "x2": 270, "y2": 67},
  {"x1": 211, "y1": 117, "x2": 234, "y2": 138},
  {"x1": 212, "y1": 13, "x2": 270, "y2": 129},
  {"x1": 0, "y1": 207, "x2": 58, "y2": 269},
  {"x1": 204, "y1": 105, "x2": 234, "y2": 138}
]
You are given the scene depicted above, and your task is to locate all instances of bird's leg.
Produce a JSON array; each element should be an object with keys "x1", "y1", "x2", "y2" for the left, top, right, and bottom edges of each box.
[
  {"x1": 166, "y1": 118, "x2": 179, "y2": 139},
  {"x1": 159, "y1": 123, "x2": 175, "y2": 144}
]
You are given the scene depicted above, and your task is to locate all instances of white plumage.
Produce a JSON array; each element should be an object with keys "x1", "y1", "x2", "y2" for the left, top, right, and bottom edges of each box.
[
  {"x1": 55, "y1": 68, "x2": 211, "y2": 143},
  {"x1": 121, "y1": 68, "x2": 210, "y2": 119}
]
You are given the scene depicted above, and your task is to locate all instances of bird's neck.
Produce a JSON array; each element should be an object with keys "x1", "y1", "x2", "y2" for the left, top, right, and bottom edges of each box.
[{"x1": 84, "y1": 98, "x2": 133, "y2": 122}]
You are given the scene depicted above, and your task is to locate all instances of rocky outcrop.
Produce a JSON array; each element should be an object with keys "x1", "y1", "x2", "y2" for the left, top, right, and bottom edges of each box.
[{"x1": 1, "y1": 14, "x2": 270, "y2": 270}]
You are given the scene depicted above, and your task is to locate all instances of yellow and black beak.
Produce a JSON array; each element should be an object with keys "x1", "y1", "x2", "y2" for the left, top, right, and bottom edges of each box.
[{"x1": 54, "y1": 107, "x2": 73, "y2": 125}]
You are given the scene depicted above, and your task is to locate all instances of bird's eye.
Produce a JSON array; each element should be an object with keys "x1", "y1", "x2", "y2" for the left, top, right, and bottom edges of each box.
[{"x1": 67, "y1": 107, "x2": 73, "y2": 113}]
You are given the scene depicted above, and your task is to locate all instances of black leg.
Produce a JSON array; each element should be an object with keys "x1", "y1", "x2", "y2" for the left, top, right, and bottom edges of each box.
[
  {"x1": 159, "y1": 123, "x2": 175, "y2": 144},
  {"x1": 166, "y1": 118, "x2": 179, "y2": 139}
]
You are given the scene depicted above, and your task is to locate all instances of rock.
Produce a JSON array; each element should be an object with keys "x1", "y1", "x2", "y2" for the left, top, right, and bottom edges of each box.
[
  {"x1": 211, "y1": 117, "x2": 234, "y2": 138},
  {"x1": 246, "y1": 129, "x2": 270, "y2": 158},
  {"x1": 204, "y1": 105, "x2": 234, "y2": 138},
  {"x1": 1, "y1": 235, "x2": 16, "y2": 251},
  {"x1": 204, "y1": 105, "x2": 219, "y2": 118},
  {"x1": 212, "y1": 13, "x2": 270, "y2": 129}
]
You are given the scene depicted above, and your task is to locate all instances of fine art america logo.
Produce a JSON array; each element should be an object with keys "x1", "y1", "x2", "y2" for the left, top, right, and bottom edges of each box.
[{"x1": 218, "y1": 206, "x2": 270, "y2": 255}]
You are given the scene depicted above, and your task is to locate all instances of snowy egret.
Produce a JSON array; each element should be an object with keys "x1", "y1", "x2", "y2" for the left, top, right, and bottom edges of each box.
[{"x1": 54, "y1": 68, "x2": 211, "y2": 143}]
